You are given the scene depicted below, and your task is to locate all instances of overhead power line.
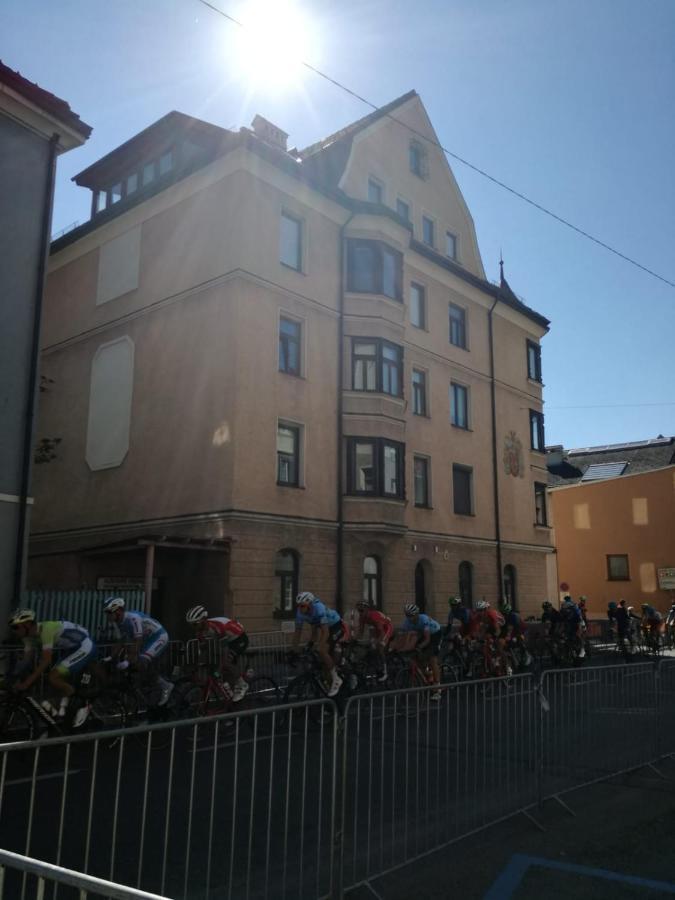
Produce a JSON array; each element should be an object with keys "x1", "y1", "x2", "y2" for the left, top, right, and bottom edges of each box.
[
  {"x1": 195, "y1": 0, "x2": 675, "y2": 291},
  {"x1": 546, "y1": 402, "x2": 675, "y2": 410}
]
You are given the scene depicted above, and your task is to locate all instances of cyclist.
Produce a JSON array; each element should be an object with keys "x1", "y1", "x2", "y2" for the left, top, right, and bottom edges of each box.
[
  {"x1": 471, "y1": 600, "x2": 509, "y2": 674},
  {"x1": 608, "y1": 600, "x2": 633, "y2": 656},
  {"x1": 354, "y1": 601, "x2": 393, "y2": 682},
  {"x1": 445, "y1": 596, "x2": 472, "y2": 638},
  {"x1": 102, "y1": 597, "x2": 174, "y2": 705},
  {"x1": 541, "y1": 601, "x2": 562, "y2": 635},
  {"x1": 8, "y1": 609, "x2": 96, "y2": 727},
  {"x1": 665, "y1": 602, "x2": 675, "y2": 647},
  {"x1": 560, "y1": 596, "x2": 585, "y2": 659},
  {"x1": 396, "y1": 603, "x2": 442, "y2": 699},
  {"x1": 185, "y1": 606, "x2": 250, "y2": 701},
  {"x1": 291, "y1": 592, "x2": 346, "y2": 697},
  {"x1": 641, "y1": 603, "x2": 663, "y2": 649},
  {"x1": 578, "y1": 596, "x2": 589, "y2": 628},
  {"x1": 499, "y1": 602, "x2": 532, "y2": 667}
]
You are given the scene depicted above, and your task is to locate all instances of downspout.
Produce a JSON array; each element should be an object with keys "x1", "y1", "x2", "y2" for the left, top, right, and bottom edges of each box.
[
  {"x1": 13, "y1": 132, "x2": 59, "y2": 606},
  {"x1": 336, "y1": 212, "x2": 355, "y2": 615},
  {"x1": 488, "y1": 294, "x2": 504, "y2": 603}
]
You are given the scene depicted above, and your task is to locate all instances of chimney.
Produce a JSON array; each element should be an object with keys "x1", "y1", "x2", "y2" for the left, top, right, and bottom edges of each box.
[{"x1": 251, "y1": 114, "x2": 288, "y2": 151}]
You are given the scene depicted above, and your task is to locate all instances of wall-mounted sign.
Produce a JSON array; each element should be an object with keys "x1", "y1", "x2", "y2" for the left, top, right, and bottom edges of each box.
[
  {"x1": 657, "y1": 568, "x2": 675, "y2": 590},
  {"x1": 97, "y1": 576, "x2": 158, "y2": 591}
]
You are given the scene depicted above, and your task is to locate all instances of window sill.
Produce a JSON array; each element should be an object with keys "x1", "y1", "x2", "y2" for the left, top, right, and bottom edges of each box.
[
  {"x1": 453, "y1": 511, "x2": 475, "y2": 517},
  {"x1": 449, "y1": 342, "x2": 470, "y2": 353},
  {"x1": 279, "y1": 369, "x2": 305, "y2": 379},
  {"x1": 414, "y1": 504, "x2": 433, "y2": 510},
  {"x1": 346, "y1": 493, "x2": 406, "y2": 504},
  {"x1": 346, "y1": 290, "x2": 403, "y2": 305},
  {"x1": 533, "y1": 523, "x2": 551, "y2": 529},
  {"x1": 530, "y1": 448, "x2": 547, "y2": 455},
  {"x1": 280, "y1": 261, "x2": 305, "y2": 275},
  {"x1": 412, "y1": 411, "x2": 430, "y2": 418},
  {"x1": 607, "y1": 577, "x2": 631, "y2": 582},
  {"x1": 277, "y1": 482, "x2": 305, "y2": 490},
  {"x1": 527, "y1": 377, "x2": 544, "y2": 387},
  {"x1": 410, "y1": 323, "x2": 428, "y2": 332},
  {"x1": 451, "y1": 424, "x2": 472, "y2": 432}
]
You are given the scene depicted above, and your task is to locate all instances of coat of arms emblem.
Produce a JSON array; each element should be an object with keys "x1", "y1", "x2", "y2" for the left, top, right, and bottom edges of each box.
[{"x1": 503, "y1": 431, "x2": 524, "y2": 477}]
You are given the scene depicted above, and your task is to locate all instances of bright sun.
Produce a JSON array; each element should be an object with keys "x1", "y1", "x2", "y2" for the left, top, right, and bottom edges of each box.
[{"x1": 233, "y1": 0, "x2": 314, "y2": 90}]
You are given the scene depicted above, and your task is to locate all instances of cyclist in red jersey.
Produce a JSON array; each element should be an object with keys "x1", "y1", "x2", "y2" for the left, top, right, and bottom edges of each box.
[
  {"x1": 186, "y1": 606, "x2": 250, "y2": 701},
  {"x1": 354, "y1": 601, "x2": 393, "y2": 682},
  {"x1": 472, "y1": 600, "x2": 509, "y2": 674}
]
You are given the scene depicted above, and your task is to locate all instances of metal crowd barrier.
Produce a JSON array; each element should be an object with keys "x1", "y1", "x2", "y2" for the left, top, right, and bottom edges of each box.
[{"x1": 183, "y1": 631, "x2": 294, "y2": 685}]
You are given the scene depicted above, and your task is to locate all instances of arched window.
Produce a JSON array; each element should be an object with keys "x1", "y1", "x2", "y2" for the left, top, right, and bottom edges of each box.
[
  {"x1": 503, "y1": 564, "x2": 517, "y2": 610},
  {"x1": 458, "y1": 561, "x2": 473, "y2": 607},
  {"x1": 275, "y1": 549, "x2": 299, "y2": 614},
  {"x1": 363, "y1": 556, "x2": 382, "y2": 609}
]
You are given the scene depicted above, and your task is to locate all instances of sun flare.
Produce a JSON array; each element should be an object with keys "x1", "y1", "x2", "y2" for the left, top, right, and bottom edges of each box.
[{"x1": 233, "y1": 0, "x2": 314, "y2": 91}]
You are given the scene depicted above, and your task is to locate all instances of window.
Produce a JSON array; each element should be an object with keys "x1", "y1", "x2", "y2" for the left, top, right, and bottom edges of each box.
[
  {"x1": 422, "y1": 216, "x2": 434, "y2": 247},
  {"x1": 607, "y1": 555, "x2": 630, "y2": 581},
  {"x1": 159, "y1": 150, "x2": 173, "y2": 175},
  {"x1": 534, "y1": 482, "x2": 548, "y2": 526},
  {"x1": 277, "y1": 423, "x2": 300, "y2": 486},
  {"x1": 96, "y1": 190, "x2": 107, "y2": 213},
  {"x1": 410, "y1": 282, "x2": 426, "y2": 329},
  {"x1": 414, "y1": 456, "x2": 430, "y2": 507},
  {"x1": 412, "y1": 369, "x2": 427, "y2": 416},
  {"x1": 275, "y1": 549, "x2": 299, "y2": 614},
  {"x1": 279, "y1": 317, "x2": 301, "y2": 376},
  {"x1": 368, "y1": 178, "x2": 383, "y2": 204},
  {"x1": 347, "y1": 240, "x2": 402, "y2": 301},
  {"x1": 347, "y1": 438, "x2": 405, "y2": 499},
  {"x1": 452, "y1": 464, "x2": 473, "y2": 515},
  {"x1": 142, "y1": 162, "x2": 155, "y2": 186},
  {"x1": 363, "y1": 556, "x2": 382, "y2": 608},
  {"x1": 352, "y1": 339, "x2": 403, "y2": 397},
  {"x1": 449, "y1": 303, "x2": 467, "y2": 349},
  {"x1": 527, "y1": 340, "x2": 542, "y2": 382},
  {"x1": 529, "y1": 410, "x2": 545, "y2": 451},
  {"x1": 110, "y1": 183, "x2": 122, "y2": 205},
  {"x1": 458, "y1": 561, "x2": 473, "y2": 607},
  {"x1": 446, "y1": 232, "x2": 457, "y2": 260},
  {"x1": 409, "y1": 141, "x2": 427, "y2": 177},
  {"x1": 450, "y1": 383, "x2": 469, "y2": 429},
  {"x1": 126, "y1": 173, "x2": 138, "y2": 195},
  {"x1": 280, "y1": 211, "x2": 302, "y2": 271},
  {"x1": 503, "y1": 565, "x2": 517, "y2": 609},
  {"x1": 396, "y1": 198, "x2": 410, "y2": 222}
]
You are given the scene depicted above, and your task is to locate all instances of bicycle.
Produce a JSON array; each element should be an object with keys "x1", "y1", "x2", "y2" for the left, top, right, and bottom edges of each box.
[
  {"x1": 173, "y1": 657, "x2": 280, "y2": 722},
  {"x1": 282, "y1": 649, "x2": 340, "y2": 725}
]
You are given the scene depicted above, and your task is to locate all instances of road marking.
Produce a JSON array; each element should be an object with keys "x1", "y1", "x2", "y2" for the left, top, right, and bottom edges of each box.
[
  {"x1": 484, "y1": 853, "x2": 675, "y2": 899},
  {"x1": 4, "y1": 770, "x2": 82, "y2": 787}
]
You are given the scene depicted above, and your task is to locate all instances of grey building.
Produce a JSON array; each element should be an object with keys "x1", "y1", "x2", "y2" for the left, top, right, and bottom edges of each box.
[{"x1": 0, "y1": 60, "x2": 90, "y2": 617}]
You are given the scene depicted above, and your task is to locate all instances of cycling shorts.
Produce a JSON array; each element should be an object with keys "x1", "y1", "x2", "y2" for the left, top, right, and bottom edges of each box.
[
  {"x1": 54, "y1": 638, "x2": 97, "y2": 677},
  {"x1": 140, "y1": 628, "x2": 168, "y2": 663}
]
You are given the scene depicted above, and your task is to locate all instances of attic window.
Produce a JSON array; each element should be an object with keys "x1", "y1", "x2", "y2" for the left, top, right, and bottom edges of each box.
[
  {"x1": 581, "y1": 462, "x2": 628, "y2": 481},
  {"x1": 409, "y1": 140, "x2": 428, "y2": 179}
]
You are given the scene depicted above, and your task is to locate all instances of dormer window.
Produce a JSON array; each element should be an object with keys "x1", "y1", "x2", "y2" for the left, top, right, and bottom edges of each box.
[
  {"x1": 110, "y1": 183, "x2": 122, "y2": 205},
  {"x1": 142, "y1": 162, "x2": 155, "y2": 186},
  {"x1": 127, "y1": 173, "x2": 138, "y2": 195},
  {"x1": 159, "y1": 151, "x2": 173, "y2": 175},
  {"x1": 96, "y1": 190, "x2": 107, "y2": 213},
  {"x1": 409, "y1": 140, "x2": 427, "y2": 178}
]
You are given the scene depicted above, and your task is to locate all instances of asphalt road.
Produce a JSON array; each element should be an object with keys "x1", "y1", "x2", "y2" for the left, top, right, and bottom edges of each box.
[{"x1": 0, "y1": 653, "x2": 673, "y2": 900}]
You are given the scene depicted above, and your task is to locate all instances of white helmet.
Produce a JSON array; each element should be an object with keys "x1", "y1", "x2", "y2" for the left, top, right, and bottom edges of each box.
[
  {"x1": 186, "y1": 605, "x2": 209, "y2": 624},
  {"x1": 404, "y1": 603, "x2": 419, "y2": 617},
  {"x1": 102, "y1": 596, "x2": 125, "y2": 613},
  {"x1": 475, "y1": 600, "x2": 489, "y2": 611},
  {"x1": 296, "y1": 591, "x2": 315, "y2": 606}
]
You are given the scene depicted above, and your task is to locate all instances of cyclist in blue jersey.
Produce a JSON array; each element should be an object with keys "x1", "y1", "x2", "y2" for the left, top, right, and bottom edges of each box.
[
  {"x1": 559, "y1": 596, "x2": 585, "y2": 659},
  {"x1": 8, "y1": 608, "x2": 96, "y2": 727},
  {"x1": 291, "y1": 592, "x2": 347, "y2": 697},
  {"x1": 102, "y1": 597, "x2": 173, "y2": 705},
  {"x1": 396, "y1": 603, "x2": 442, "y2": 700}
]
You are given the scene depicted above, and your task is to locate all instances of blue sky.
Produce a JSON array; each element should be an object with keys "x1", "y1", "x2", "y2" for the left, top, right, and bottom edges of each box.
[{"x1": 4, "y1": 0, "x2": 674, "y2": 449}]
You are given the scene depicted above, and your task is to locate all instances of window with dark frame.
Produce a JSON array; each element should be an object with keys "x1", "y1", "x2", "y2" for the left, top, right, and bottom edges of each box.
[
  {"x1": 529, "y1": 410, "x2": 545, "y2": 451},
  {"x1": 410, "y1": 282, "x2": 426, "y2": 329},
  {"x1": 527, "y1": 340, "x2": 542, "y2": 382},
  {"x1": 277, "y1": 423, "x2": 300, "y2": 487},
  {"x1": 347, "y1": 438, "x2": 405, "y2": 499},
  {"x1": 368, "y1": 178, "x2": 383, "y2": 204},
  {"x1": 275, "y1": 549, "x2": 299, "y2": 614},
  {"x1": 110, "y1": 183, "x2": 122, "y2": 205},
  {"x1": 280, "y1": 211, "x2": 303, "y2": 271},
  {"x1": 449, "y1": 303, "x2": 467, "y2": 349},
  {"x1": 458, "y1": 561, "x2": 473, "y2": 606},
  {"x1": 414, "y1": 456, "x2": 430, "y2": 507},
  {"x1": 396, "y1": 198, "x2": 410, "y2": 222},
  {"x1": 352, "y1": 338, "x2": 403, "y2": 397},
  {"x1": 409, "y1": 141, "x2": 427, "y2": 178},
  {"x1": 451, "y1": 383, "x2": 469, "y2": 429},
  {"x1": 422, "y1": 216, "x2": 434, "y2": 247},
  {"x1": 142, "y1": 161, "x2": 155, "y2": 186},
  {"x1": 446, "y1": 232, "x2": 457, "y2": 260},
  {"x1": 363, "y1": 556, "x2": 382, "y2": 608},
  {"x1": 607, "y1": 555, "x2": 630, "y2": 581},
  {"x1": 534, "y1": 482, "x2": 548, "y2": 526},
  {"x1": 452, "y1": 464, "x2": 473, "y2": 515},
  {"x1": 279, "y1": 317, "x2": 301, "y2": 376},
  {"x1": 347, "y1": 240, "x2": 402, "y2": 301},
  {"x1": 412, "y1": 369, "x2": 427, "y2": 416},
  {"x1": 126, "y1": 173, "x2": 138, "y2": 195}
]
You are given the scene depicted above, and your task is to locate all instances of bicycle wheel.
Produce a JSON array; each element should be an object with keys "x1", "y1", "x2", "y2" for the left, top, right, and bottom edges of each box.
[
  {"x1": 0, "y1": 701, "x2": 35, "y2": 743},
  {"x1": 243, "y1": 676, "x2": 281, "y2": 712},
  {"x1": 440, "y1": 650, "x2": 463, "y2": 684},
  {"x1": 87, "y1": 694, "x2": 127, "y2": 748},
  {"x1": 283, "y1": 675, "x2": 333, "y2": 728}
]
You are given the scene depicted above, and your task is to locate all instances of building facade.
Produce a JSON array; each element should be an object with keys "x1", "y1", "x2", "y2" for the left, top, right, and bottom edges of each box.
[
  {"x1": 0, "y1": 61, "x2": 90, "y2": 618},
  {"x1": 547, "y1": 437, "x2": 675, "y2": 614},
  {"x1": 28, "y1": 92, "x2": 552, "y2": 635}
]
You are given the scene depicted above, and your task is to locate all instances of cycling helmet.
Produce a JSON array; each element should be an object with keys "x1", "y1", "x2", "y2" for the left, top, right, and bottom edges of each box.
[
  {"x1": 186, "y1": 605, "x2": 209, "y2": 624},
  {"x1": 608, "y1": 601, "x2": 617, "y2": 610},
  {"x1": 103, "y1": 596, "x2": 125, "y2": 613},
  {"x1": 475, "y1": 600, "x2": 489, "y2": 611},
  {"x1": 8, "y1": 608, "x2": 36, "y2": 627},
  {"x1": 355, "y1": 600, "x2": 370, "y2": 611},
  {"x1": 542, "y1": 601, "x2": 552, "y2": 609},
  {"x1": 448, "y1": 596, "x2": 462, "y2": 607},
  {"x1": 501, "y1": 603, "x2": 512, "y2": 614},
  {"x1": 296, "y1": 591, "x2": 315, "y2": 606},
  {"x1": 627, "y1": 606, "x2": 635, "y2": 613},
  {"x1": 641, "y1": 603, "x2": 649, "y2": 610},
  {"x1": 562, "y1": 597, "x2": 574, "y2": 607},
  {"x1": 403, "y1": 603, "x2": 419, "y2": 617}
]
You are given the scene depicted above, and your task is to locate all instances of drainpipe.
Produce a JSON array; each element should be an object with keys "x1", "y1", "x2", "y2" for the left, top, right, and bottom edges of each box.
[
  {"x1": 12, "y1": 132, "x2": 59, "y2": 607},
  {"x1": 335, "y1": 212, "x2": 355, "y2": 615},
  {"x1": 488, "y1": 294, "x2": 504, "y2": 603}
]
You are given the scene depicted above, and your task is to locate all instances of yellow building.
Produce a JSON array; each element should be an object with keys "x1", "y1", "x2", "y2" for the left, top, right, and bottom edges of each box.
[{"x1": 29, "y1": 92, "x2": 552, "y2": 634}]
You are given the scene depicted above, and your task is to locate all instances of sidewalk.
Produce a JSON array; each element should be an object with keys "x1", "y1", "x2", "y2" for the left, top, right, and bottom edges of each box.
[{"x1": 346, "y1": 756, "x2": 675, "y2": 899}]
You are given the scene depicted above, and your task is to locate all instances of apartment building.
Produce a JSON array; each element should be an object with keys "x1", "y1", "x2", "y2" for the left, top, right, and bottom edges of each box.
[{"x1": 28, "y1": 91, "x2": 552, "y2": 634}]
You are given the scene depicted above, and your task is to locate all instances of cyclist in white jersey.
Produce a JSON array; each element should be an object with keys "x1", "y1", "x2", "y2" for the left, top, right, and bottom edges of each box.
[{"x1": 103, "y1": 597, "x2": 173, "y2": 705}]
